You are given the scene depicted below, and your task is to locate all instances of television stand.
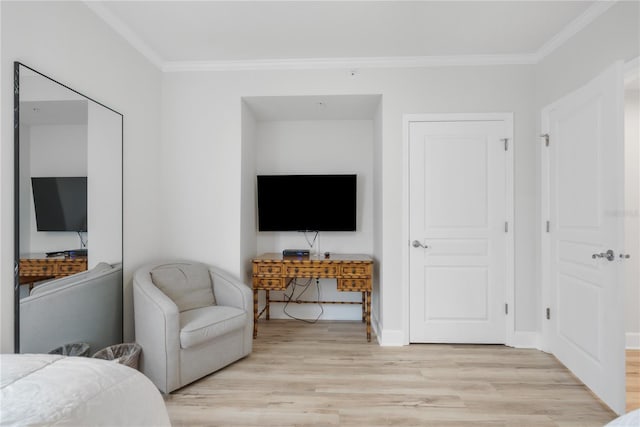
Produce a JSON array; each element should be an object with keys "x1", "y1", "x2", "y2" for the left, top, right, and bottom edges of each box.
[
  {"x1": 19, "y1": 253, "x2": 88, "y2": 289},
  {"x1": 251, "y1": 253, "x2": 373, "y2": 341}
]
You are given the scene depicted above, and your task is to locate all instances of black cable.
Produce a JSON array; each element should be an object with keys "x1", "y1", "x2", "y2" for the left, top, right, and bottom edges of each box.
[
  {"x1": 77, "y1": 231, "x2": 87, "y2": 248},
  {"x1": 282, "y1": 277, "x2": 324, "y2": 324},
  {"x1": 303, "y1": 230, "x2": 319, "y2": 250}
]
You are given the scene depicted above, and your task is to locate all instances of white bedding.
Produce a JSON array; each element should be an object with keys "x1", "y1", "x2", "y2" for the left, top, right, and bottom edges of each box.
[
  {"x1": 605, "y1": 409, "x2": 640, "y2": 426},
  {"x1": 0, "y1": 354, "x2": 170, "y2": 426}
]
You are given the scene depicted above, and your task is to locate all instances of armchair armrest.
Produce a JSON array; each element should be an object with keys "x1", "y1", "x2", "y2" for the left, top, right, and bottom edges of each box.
[
  {"x1": 133, "y1": 267, "x2": 181, "y2": 394},
  {"x1": 208, "y1": 267, "x2": 252, "y2": 312},
  {"x1": 208, "y1": 266, "x2": 253, "y2": 355}
]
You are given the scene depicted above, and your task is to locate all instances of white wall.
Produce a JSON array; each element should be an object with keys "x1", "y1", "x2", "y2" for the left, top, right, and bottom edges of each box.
[
  {"x1": 372, "y1": 100, "x2": 383, "y2": 332},
  {"x1": 161, "y1": 65, "x2": 536, "y2": 342},
  {"x1": 1, "y1": 1, "x2": 162, "y2": 352},
  {"x1": 253, "y1": 119, "x2": 374, "y2": 320},
  {"x1": 240, "y1": 102, "x2": 258, "y2": 283},
  {"x1": 625, "y1": 88, "x2": 640, "y2": 348},
  {"x1": 535, "y1": 2, "x2": 640, "y2": 109},
  {"x1": 87, "y1": 102, "x2": 122, "y2": 268}
]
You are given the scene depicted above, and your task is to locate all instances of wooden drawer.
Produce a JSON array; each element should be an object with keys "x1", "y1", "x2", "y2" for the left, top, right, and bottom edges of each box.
[
  {"x1": 254, "y1": 264, "x2": 282, "y2": 275},
  {"x1": 253, "y1": 277, "x2": 287, "y2": 290},
  {"x1": 57, "y1": 260, "x2": 87, "y2": 275},
  {"x1": 284, "y1": 264, "x2": 338, "y2": 277},
  {"x1": 337, "y1": 278, "x2": 370, "y2": 292},
  {"x1": 20, "y1": 261, "x2": 55, "y2": 276},
  {"x1": 340, "y1": 264, "x2": 371, "y2": 277}
]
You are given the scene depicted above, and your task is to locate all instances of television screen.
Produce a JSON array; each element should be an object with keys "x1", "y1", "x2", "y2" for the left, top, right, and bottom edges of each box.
[
  {"x1": 31, "y1": 177, "x2": 87, "y2": 232},
  {"x1": 257, "y1": 174, "x2": 356, "y2": 232}
]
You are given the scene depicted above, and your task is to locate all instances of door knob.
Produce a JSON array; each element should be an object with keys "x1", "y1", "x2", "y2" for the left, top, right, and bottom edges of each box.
[
  {"x1": 592, "y1": 249, "x2": 615, "y2": 261},
  {"x1": 412, "y1": 240, "x2": 428, "y2": 249}
]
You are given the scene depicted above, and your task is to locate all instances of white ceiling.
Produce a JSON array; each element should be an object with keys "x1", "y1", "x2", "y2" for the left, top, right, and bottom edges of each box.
[{"x1": 90, "y1": 1, "x2": 607, "y2": 70}]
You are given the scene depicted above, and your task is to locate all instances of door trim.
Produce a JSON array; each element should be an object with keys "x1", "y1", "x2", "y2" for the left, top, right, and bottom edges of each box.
[{"x1": 402, "y1": 113, "x2": 515, "y2": 346}]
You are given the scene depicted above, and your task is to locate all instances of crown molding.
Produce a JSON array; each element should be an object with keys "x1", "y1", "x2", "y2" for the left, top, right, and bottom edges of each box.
[
  {"x1": 162, "y1": 54, "x2": 538, "y2": 72},
  {"x1": 83, "y1": 1, "x2": 164, "y2": 70},
  {"x1": 86, "y1": 0, "x2": 618, "y2": 73},
  {"x1": 535, "y1": 0, "x2": 617, "y2": 61}
]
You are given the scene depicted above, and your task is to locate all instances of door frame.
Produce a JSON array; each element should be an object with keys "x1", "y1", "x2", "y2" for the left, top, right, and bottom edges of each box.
[{"x1": 402, "y1": 113, "x2": 515, "y2": 346}]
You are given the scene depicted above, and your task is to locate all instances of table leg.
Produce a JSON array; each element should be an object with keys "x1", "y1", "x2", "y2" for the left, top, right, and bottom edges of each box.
[
  {"x1": 253, "y1": 289, "x2": 259, "y2": 339},
  {"x1": 361, "y1": 292, "x2": 366, "y2": 323},
  {"x1": 266, "y1": 290, "x2": 270, "y2": 320},
  {"x1": 366, "y1": 291, "x2": 371, "y2": 342}
]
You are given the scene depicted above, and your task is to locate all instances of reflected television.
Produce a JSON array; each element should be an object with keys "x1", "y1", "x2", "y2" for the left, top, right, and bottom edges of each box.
[{"x1": 31, "y1": 177, "x2": 87, "y2": 232}]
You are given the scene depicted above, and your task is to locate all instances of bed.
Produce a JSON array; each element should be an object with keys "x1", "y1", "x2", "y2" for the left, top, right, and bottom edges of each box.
[
  {"x1": 606, "y1": 409, "x2": 640, "y2": 426},
  {"x1": 0, "y1": 354, "x2": 170, "y2": 426}
]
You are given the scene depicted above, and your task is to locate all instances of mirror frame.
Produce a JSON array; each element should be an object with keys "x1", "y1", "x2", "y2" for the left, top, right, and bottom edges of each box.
[{"x1": 13, "y1": 62, "x2": 124, "y2": 352}]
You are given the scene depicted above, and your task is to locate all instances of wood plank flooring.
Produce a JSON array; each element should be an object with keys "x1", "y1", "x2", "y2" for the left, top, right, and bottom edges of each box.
[
  {"x1": 165, "y1": 320, "x2": 619, "y2": 426},
  {"x1": 628, "y1": 349, "x2": 640, "y2": 412}
]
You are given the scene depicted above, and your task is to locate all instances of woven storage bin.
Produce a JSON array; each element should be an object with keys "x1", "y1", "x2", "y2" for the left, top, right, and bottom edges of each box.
[
  {"x1": 93, "y1": 343, "x2": 142, "y2": 370},
  {"x1": 48, "y1": 342, "x2": 90, "y2": 357}
]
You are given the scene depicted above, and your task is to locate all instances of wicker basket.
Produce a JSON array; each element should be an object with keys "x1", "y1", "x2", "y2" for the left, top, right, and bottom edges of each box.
[
  {"x1": 93, "y1": 343, "x2": 142, "y2": 370},
  {"x1": 48, "y1": 342, "x2": 91, "y2": 357}
]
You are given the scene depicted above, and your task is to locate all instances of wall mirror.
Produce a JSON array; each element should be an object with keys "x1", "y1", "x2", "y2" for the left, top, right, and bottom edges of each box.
[{"x1": 14, "y1": 63, "x2": 123, "y2": 354}]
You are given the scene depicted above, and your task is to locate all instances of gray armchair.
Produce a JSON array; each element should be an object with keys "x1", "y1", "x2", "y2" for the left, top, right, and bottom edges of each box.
[
  {"x1": 20, "y1": 262, "x2": 123, "y2": 355},
  {"x1": 133, "y1": 261, "x2": 253, "y2": 393}
]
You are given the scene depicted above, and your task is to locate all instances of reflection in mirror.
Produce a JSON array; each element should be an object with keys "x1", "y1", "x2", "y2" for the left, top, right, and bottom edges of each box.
[{"x1": 15, "y1": 63, "x2": 123, "y2": 355}]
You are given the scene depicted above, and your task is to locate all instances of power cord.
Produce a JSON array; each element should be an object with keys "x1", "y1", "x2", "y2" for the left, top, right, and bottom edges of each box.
[
  {"x1": 77, "y1": 231, "x2": 87, "y2": 248},
  {"x1": 282, "y1": 277, "x2": 324, "y2": 324},
  {"x1": 303, "y1": 230, "x2": 319, "y2": 250}
]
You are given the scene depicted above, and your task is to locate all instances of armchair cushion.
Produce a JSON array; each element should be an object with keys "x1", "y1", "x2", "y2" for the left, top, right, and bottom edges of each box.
[
  {"x1": 150, "y1": 262, "x2": 215, "y2": 311},
  {"x1": 179, "y1": 306, "x2": 247, "y2": 349}
]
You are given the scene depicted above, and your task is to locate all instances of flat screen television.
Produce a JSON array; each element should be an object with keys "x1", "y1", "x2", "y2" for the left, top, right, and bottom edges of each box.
[
  {"x1": 31, "y1": 177, "x2": 87, "y2": 232},
  {"x1": 257, "y1": 174, "x2": 356, "y2": 232}
]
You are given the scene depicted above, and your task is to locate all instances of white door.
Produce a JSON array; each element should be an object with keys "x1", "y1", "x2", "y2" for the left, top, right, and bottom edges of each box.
[
  {"x1": 409, "y1": 117, "x2": 512, "y2": 343},
  {"x1": 542, "y1": 62, "x2": 625, "y2": 414}
]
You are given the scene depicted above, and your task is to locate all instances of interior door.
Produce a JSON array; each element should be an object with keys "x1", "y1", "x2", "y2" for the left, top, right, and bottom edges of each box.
[
  {"x1": 409, "y1": 118, "x2": 511, "y2": 343},
  {"x1": 542, "y1": 61, "x2": 625, "y2": 414}
]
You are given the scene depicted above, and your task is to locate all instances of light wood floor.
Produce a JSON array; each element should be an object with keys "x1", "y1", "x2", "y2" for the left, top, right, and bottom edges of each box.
[
  {"x1": 165, "y1": 321, "x2": 620, "y2": 426},
  {"x1": 628, "y1": 349, "x2": 640, "y2": 412}
]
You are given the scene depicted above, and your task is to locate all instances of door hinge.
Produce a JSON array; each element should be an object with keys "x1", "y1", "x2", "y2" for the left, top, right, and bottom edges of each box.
[
  {"x1": 502, "y1": 138, "x2": 509, "y2": 151},
  {"x1": 546, "y1": 221, "x2": 550, "y2": 233},
  {"x1": 540, "y1": 133, "x2": 550, "y2": 147},
  {"x1": 546, "y1": 307, "x2": 551, "y2": 320},
  {"x1": 505, "y1": 303, "x2": 508, "y2": 315},
  {"x1": 505, "y1": 222, "x2": 509, "y2": 233}
]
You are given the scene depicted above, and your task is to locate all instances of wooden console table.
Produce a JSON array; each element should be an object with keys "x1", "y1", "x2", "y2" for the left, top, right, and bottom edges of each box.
[
  {"x1": 19, "y1": 254, "x2": 88, "y2": 288},
  {"x1": 252, "y1": 253, "x2": 373, "y2": 341}
]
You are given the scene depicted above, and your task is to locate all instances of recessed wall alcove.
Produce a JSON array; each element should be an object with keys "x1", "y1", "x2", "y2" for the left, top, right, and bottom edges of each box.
[{"x1": 240, "y1": 94, "x2": 382, "y2": 321}]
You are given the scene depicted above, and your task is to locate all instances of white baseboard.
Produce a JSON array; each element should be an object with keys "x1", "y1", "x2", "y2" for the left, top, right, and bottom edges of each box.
[
  {"x1": 371, "y1": 311, "x2": 405, "y2": 346},
  {"x1": 626, "y1": 332, "x2": 640, "y2": 349},
  {"x1": 509, "y1": 331, "x2": 541, "y2": 349},
  {"x1": 377, "y1": 329, "x2": 405, "y2": 346}
]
